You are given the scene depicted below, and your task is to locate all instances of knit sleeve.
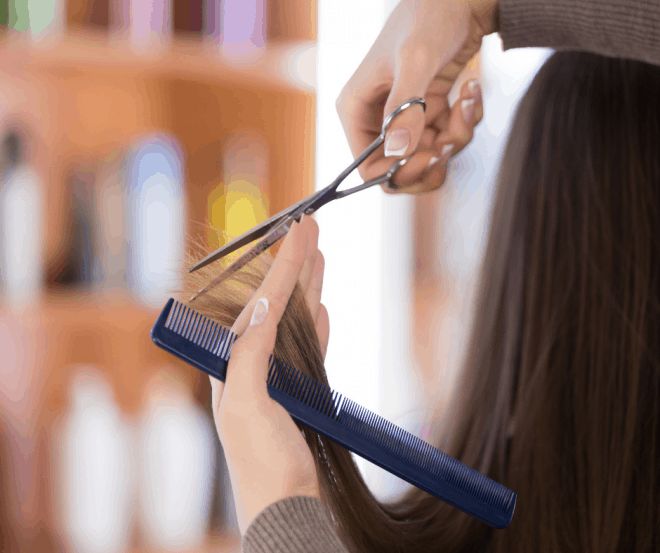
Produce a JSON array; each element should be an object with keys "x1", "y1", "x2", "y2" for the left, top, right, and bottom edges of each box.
[
  {"x1": 242, "y1": 496, "x2": 350, "y2": 553},
  {"x1": 499, "y1": 0, "x2": 660, "y2": 66}
]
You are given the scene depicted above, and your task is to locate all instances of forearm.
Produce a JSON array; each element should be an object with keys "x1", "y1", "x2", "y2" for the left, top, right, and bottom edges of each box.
[{"x1": 499, "y1": 0, "x2": 660, "y2": 66}]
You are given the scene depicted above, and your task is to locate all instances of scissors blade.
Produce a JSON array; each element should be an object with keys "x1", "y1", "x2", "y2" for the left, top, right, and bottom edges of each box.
[
  {"x1": 188, "y1": 189, "x2": 326, "y2": 274},
  {"x1": 189, "y1": 214, "x2": 299, "y2": 302}
]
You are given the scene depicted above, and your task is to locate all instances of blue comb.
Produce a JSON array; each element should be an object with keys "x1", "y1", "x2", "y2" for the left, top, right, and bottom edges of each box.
[{"x1": 151, "y1": 298, "x2": 516, "y2": 529}]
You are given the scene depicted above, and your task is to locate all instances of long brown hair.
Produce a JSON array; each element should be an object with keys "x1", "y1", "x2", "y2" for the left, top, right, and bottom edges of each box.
[{"x1": 185, "y1": 51, "x2": 660, "y2": 552}]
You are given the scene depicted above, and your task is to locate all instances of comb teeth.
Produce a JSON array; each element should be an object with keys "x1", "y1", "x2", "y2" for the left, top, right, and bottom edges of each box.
[
  {"x1": 337, "y1": 399, "x2": 514, "y2": 511},
  {"x1": 152, "y1": 298, "x2": 516, "y2": 528},
  {"x1": 264, "y1": 353, "x2": 514, "y2": 511},
  {"x1": 165, "y1": 301, "x2": 238, "y2": 360},
  {"x1": 266, "y1": 356, "x2": 344, "y2": 420}
]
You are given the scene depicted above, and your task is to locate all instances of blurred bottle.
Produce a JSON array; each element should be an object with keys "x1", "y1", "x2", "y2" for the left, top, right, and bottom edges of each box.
[
  {"x1": 138, "y1": 369, "x2": 217, "y2": 550},
  {"x1": 173, "y1": 0, "x2": 203, "y2": 36},
  {"x1": 206, "y1": 0, "x2": 265, "y2": 56},
  {"x1": 4, "y1": 0, "x2": 64, "y2": 42},
  {"x1": 48, "y1": 166, "x2": 96, "y2": 291},
  {"x1": 129, "y1": 0, "x2": 172, "y2": 52},
  {"x1": 124, "y1": 135, "x2": 185, "y2": 308},
  {"x1": 53, "y1": 367, "x2": 136, "y2": 553},
  {"x1": 0, "y1": 129, "x2": 44, "y2": 310},
  {"x1": 70, "y1": 170, "x2": 96, "y2": 285},
  {"x1": 92, "y1": 137, "x2": 185, "y2": 306}
]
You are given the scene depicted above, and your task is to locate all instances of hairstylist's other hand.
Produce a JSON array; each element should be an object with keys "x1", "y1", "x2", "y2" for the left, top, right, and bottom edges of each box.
[
  {"x1": 336, "y1": 0, "x2": 499, "y2": 194},
  {"x1": 209, "y1": 214, "x2": 330, "y2": 537}
]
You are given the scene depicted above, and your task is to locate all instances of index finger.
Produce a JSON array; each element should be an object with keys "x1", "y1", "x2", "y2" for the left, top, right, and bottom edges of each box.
[
  {"x1": 335, "y1": 86, "x2": 385, "y2": 177},
  {"x1": 230, "y1": 216, "x2": 310, "y2": 339},
  {"x1": 336, "y1": 86, "x2": 449, "y2": 183}
]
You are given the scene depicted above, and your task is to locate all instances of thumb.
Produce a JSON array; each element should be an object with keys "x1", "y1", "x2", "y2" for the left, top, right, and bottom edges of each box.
[
  {"x1": 224, "y1": 297, "x2": 276, "y2": 407},
  {"x1": 383, "y1": 19, "x2": 469, "y2": 159},
  {"x1": 382, "y1": 53, "x2": 435, "y2": 158}
]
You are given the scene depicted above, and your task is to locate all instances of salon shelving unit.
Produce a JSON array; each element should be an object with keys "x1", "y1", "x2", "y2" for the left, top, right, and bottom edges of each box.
[{"x1": 0, "y1": 1, "x2": 316, "y2": 551}]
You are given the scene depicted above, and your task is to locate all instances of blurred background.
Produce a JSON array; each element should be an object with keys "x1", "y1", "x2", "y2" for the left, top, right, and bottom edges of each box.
[{"x1": 0, "y1": 0, "x2": 549, "y2": 551}]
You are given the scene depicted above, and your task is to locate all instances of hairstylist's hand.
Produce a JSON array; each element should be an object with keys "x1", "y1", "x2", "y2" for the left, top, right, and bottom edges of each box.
[
  {"x1": 336, "y1": 0, "x2": 499, "y2": 194},
  {"x1": 209, "y1": 214, "x2": 330, "y2": 536}
]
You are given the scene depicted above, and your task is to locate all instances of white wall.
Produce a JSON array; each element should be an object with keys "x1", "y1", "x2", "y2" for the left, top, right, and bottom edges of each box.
[
  {"x1": 316, "y1": 0, "x2": 552, "y2": 500},
  {"x1": 316, "y1": 0, "x2": 389, "y2": 484}
]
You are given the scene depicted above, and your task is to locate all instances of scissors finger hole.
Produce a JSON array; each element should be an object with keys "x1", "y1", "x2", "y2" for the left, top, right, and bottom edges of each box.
[{"x1": 384, "y1": 151, "x2": 440, "y2": 192}]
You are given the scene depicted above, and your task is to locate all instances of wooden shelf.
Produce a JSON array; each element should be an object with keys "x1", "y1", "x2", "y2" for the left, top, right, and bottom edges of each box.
[
  {"x1": 36, "y1": 290, "x2": 198, "y2": 416},
  {"x1": 0, "y1": 29, "x2": 316, "y2": 92},
  {"x1": 0, "y1": 4, "x2": 317, "y2": 545}
]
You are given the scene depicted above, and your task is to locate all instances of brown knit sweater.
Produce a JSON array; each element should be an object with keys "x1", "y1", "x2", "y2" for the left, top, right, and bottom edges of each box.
[{"x1": 242, "y1": 1, "x2": 660, "y2": 551}]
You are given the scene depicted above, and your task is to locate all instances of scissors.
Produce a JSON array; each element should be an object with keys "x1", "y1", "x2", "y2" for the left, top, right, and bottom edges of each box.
[{"x1": 188, "y1": 97, "x2": 426, "y2": 302}]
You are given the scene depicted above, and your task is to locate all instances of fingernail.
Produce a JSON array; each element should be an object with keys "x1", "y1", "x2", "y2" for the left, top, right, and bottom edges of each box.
[
  {"x1": 468, "y1": 79, "x2": 481, "y2": 99},
  {"x1": 384, "y1": 129, "x2": 410, "y2": 157},
  {"x1": 426, "y1": 156, "x2": 441, "y2": 169},
  {"x1": 250, "y1": 298, "x2": 269, "y2": 327},
  {"x1": 439, "y1": 144, "x2": 454, "y2": 165},
  {"x1": 462, "y1": 98, "x2": 475, "y2": 125}
]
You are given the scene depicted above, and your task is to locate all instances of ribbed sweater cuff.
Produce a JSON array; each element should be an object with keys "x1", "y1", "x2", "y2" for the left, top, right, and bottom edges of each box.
[
  {"x1": 242, "y1": 496, "x2": 348, "y2": 553},
  {"x1": 499, "y1": 0, "x2": 660, "y2": 66}
]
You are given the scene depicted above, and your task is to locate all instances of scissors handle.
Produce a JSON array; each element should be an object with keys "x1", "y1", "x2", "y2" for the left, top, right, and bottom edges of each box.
[
  {"x1": 299, "y1": 98, "x2": 426, "y2": 214},
  {"x1": 333, "y1": 155, "x2": 414, "y2": 199},
  {"x1": 330, "y1": 98, "x2": 426, "y2": 190},
  {"x1": 188, "y1": 97, "x2": 426, "y2": 276}
]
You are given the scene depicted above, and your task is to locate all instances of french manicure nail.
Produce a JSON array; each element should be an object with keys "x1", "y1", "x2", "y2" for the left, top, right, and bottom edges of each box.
[
  {"x1": 250, "y1": 298, "x2": 269, "y2": 327},
  {"x1": 462, "y1": 98, "x2": 475, "y2": 124},
  {"x1": 468, "y1": 79, "x2": 481, "y2": 98},
  {"x1": 384, "y1": 129, "x2": 410, "y2": 157},
  {"x1": 426, "y1": 156, "x2": 440, "y2": 169},
  {"x1": 439, "y1": 144, "x2": 454, "y2": 165}
]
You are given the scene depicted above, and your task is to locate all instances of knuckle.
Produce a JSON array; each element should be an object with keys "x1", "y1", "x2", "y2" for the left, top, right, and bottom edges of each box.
[
  {"x1": 335, "y1": 91, "x2": 344, "y2": 112},
  {"x1": 456, "y1": 126, "x2": 474, "y2": 148},
  {"x1": 315, "y1": 249, "x2": 325, "y2": 269},
  {"x1": 399, "y1": 40, "x2": 432, "y2": 71},
  {"x1": 415, "y1": 179, "x2": 441, "y2": 195},
  {"x1": 307, "y1": 214, "x2": 320, "y2": 235},
  {"x1": 263, "y1": 292, "x2": 288, "y2": 319},
  {"x1": 380, "y1": 183, "x2": 398, "y2": 195},
  {"x1": 335, "y1": 87, "x2": 354, "y2": 124}
]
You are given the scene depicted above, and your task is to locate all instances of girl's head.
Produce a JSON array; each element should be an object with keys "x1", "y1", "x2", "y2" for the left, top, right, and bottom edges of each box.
[{"x1": 186, "y1": 51, "x2": 660, "y2": 553}]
